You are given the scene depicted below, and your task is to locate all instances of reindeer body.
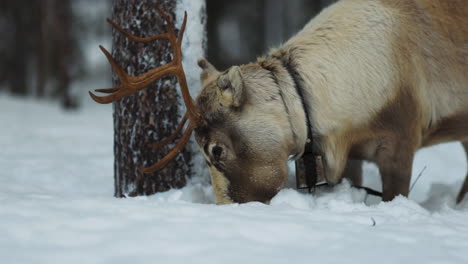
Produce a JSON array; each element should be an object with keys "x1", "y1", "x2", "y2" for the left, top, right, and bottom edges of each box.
[
  {"x1": 274, "y1": 0, "x2": 468, "y2": 201},
  {"x1": 196, "y1": 0, "x2": 468, "y2": 203}
]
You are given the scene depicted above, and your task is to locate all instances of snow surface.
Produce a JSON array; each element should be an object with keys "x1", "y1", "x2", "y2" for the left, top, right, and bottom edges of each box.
[{"x1": 1, "y1": 95, "x2": 468, "y2": 264}]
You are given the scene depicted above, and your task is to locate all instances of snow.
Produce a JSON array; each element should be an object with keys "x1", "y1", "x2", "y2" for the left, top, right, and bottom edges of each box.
[{"x1": 1, "y1": 94, "x2": 468, "y2": 264}]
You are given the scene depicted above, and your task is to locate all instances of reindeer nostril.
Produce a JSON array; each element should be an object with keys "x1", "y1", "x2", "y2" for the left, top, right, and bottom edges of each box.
[{"x1": 212, "y1": 146, "x2": 223, "y2": 160}]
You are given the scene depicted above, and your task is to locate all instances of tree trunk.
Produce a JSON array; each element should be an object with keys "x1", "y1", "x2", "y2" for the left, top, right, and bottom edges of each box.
[
  {"x1": 112, "y1": 0, "x2": 206, "y2": 197},
  {"x1": 54, "y1": 0, "x2": 75, "y2": 109},
  {"x1": 9, "y1": 4, "x2": 29, "y2": 96},
  {"x1": 36, "y1": 0, "x2": 48, "y2": 98}
]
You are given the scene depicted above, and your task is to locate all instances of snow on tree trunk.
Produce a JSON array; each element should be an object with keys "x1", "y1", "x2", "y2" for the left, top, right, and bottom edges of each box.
[
  {"x1": 176, "y1": 0, "x2": 209, "y2": 184},
  {"x1": 111, "y1": 0, "x2": 206, "y2": 197}
]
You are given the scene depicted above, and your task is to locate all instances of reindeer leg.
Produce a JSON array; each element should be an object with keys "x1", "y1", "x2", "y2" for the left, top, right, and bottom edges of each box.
[
  {"x1": 457, "y1": 141, "x2": 468, "y2": 203},
  {"x1": 375, "y1": 135, "x2": 418, "y2": 202},
  {"x1": 379, "y1": 160, "x2": 412, "y2": 201},
  {"x1": 343, "y1": 159, "x2": 363, "y2": 186}
]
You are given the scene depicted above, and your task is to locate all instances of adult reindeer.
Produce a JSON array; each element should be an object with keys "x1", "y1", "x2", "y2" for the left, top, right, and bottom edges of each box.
[{"x1": 91, "y1": 1, "x2": 468, "y2": 204}]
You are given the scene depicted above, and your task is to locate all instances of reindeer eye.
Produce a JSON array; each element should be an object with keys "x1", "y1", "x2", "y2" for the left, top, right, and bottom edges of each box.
[{"x1": 212, "y1": 146, "x2": 223, "y2": 160}]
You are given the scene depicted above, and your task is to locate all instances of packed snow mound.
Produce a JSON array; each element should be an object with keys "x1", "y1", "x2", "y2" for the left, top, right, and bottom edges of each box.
[{"x1": 1, "y1": 94, "x2": 467, "y2": 264}]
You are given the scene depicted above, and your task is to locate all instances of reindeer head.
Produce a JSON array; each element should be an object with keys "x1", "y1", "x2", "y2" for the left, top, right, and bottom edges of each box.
[
  {"x1": 192, "y1": 59, "x2": 307, "y2": 204},
  {"x1": 90, "y1": 10, "x2": 306, "y2": 204}
]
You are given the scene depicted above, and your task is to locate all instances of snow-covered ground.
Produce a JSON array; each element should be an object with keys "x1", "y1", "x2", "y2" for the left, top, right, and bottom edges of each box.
[{"x1": 1, "y1": 95, "x2": 467, "y2": 264}]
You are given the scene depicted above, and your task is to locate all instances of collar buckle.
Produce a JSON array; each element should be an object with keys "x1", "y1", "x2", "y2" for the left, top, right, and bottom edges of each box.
[{"x1": 295, "y1": 153, "x2": 327, "y2": 192}]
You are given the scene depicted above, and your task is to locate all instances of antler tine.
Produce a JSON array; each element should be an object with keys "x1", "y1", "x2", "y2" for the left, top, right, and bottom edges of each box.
[
  {"x1": 90, "y1": 44, "x2": 175, "y2": 104},
  {"x1": 89, "y1": 85, "x2": 135, "y2": 104},
  {"x1": 164, "y1": 10, "x2": 200, "y2": 121},
  {"x1": 155, "y1": 8, "x2": 175, "y2": 32},
  {"x1": 106, "y1": 18, "x2": 172, "y2": 44},
  {"x1": 98, "y1": 45, "x2": 128, "y2": 83},
  {"x1": 94, "y1": 88, "x2": 119, "y2": 94},
  {"x1": 99, "y1": 44, "x2": 174, "y2": 86},
  {"x1": 139, "y1": 121, "x2": 196, "y2": 174},
  {"x1": 89, "y1": 10, "x2": 181, "y2": 105},
  {"x1": 177, "y1": 12, "x2": 188, "y2": 45},
  {"x1": 148, "y1": 112, "x2": 189, "y2": 148},
  {"x1": 89, "y1": 46, "x2": 132, "y2": 104}
]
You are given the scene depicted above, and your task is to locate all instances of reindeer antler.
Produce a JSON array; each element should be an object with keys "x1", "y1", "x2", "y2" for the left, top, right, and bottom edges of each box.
[{"x1": 90, "y1": 9, "x2": 202, "y2": 174}]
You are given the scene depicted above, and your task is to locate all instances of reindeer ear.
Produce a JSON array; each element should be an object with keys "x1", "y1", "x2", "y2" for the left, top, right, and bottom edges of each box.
[
  {"x1": 216, "y1": 66, "x2": 245, "y2": 107},
  {"x1": 198, "y1": 58, "x2": 218, "y2": 83},
  {"x1": 198, "y1": 58, "x2": 217, "y2": 71}
]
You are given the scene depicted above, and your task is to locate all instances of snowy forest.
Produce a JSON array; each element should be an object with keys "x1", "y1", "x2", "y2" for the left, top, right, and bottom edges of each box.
[{"x1": 1, "y1": 0, "x2": 467, "y2": 263}]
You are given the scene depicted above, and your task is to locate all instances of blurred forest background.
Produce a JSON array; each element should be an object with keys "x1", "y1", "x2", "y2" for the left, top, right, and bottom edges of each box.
[{"x1": 0, "y1": 0, "x2": 336, "y2": 109}]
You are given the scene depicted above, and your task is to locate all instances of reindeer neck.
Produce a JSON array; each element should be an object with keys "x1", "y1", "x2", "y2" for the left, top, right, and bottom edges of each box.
[{"x1": 258, "y1": 49, "x2": 326, "y2": 189}]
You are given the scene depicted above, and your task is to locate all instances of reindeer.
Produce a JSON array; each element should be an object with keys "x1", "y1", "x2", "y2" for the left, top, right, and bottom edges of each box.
[{"x1": 90, "y1": 0, "x2": 468, "y2": 204}]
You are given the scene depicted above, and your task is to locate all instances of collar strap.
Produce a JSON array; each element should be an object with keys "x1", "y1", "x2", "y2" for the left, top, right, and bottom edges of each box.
[
  {"x1": 276, "y1": 56, "x2": 326, "y2": 192},
  {"x1": 261, "y1": 54, "x2": 325, "y2": 192}
]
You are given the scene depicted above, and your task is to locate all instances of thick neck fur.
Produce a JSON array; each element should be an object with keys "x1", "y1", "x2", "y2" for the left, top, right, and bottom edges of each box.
[{"x1": 256, "y1": 56, "x2": 309, "y2": 158}]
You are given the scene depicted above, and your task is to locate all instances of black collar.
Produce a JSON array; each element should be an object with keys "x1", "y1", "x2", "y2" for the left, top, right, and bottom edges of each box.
[
  {"x1": 276, "y1": 56, "x2": 327, "y2": 192},
  {"x1": 259, "y1": 54, "x2": 326, "y2": 192}
]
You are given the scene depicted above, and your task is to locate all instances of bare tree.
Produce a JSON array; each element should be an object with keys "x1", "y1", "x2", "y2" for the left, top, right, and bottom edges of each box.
[
  {"x1": 0, "y1": 0, "x2": 81, "y2": 105},
  {"x1": 35, "y1": 0, "x2": 48, "y2": 98},
  {"x1": 3, "y1": 2, "x2": 30, "y2": 95},
  {"x1": 53, "y1": 0, "x2": 76, "y2": 108},
  {"x1": 109, "y1": 0, "x2": 206, "y2": 197}
]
